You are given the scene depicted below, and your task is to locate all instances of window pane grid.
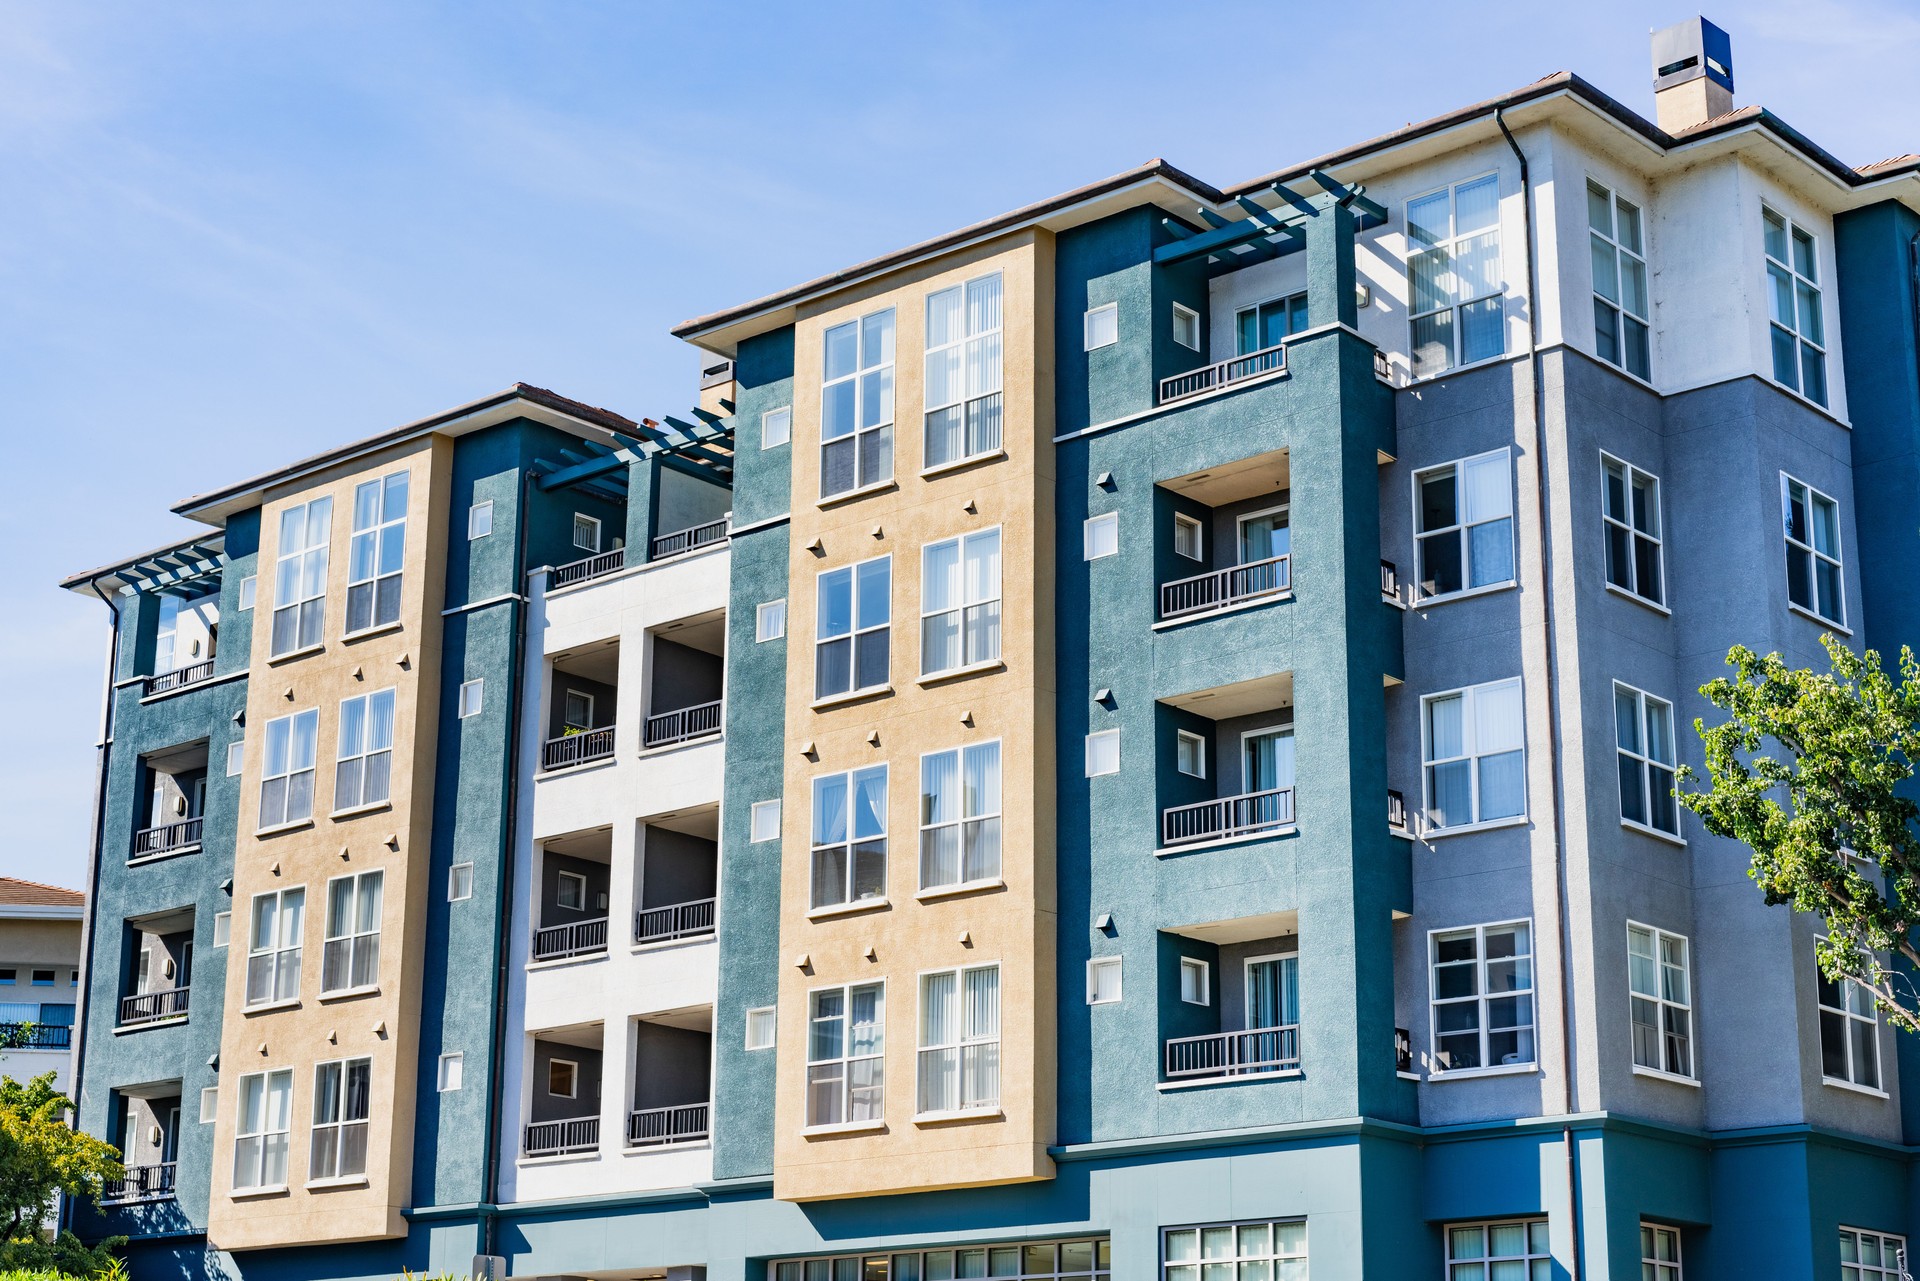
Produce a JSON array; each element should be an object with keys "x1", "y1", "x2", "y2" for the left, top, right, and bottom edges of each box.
[
  {"x1": 1628, "y1": 924, "x2": 1692, "y2": 1078},
  {"x1": 335, "y1": 688, "x2": 396, "y2": 811},
  {"x1": 917, "y1": 964, "x2": 1001, "y2": 1114},
  {"x1": 1601, "y1": 456, "x2": 1664, "y2": 606},
  {"x1": 816, "y1": 555, "x2": 892, "y2": 699},
  {"x1": 234, "y1": 1068, "x2": 294, "y2": 1190},
  {"x1": 775, "y1": 1239, "x2": 1111, "y2": 1281},
  {"x1": 811, "y1": 766, "x2": 888, "y2": 910},
  {"x1": 259, "y1": 709, "x2": 319, "y2": 828},
  {"x1": 1588, "y1": 181, "x2": 1650, "y2": 379},
  {"x1": 1782, "y1": 476, "x2": 1846, "y2": 625},
  {"x1": 271, "y1": 497, "x2": 333, "y2": 657},
  {"x1": 1446, "y1": 1220, "x2": 1550, "y2": 1281},
  {"x1": 1614, "y1": 684, "x2": 1680, "y2": 836},
  {"x1": 1163, "y1": 1220, "x2": 1306, "y2": 1281},
  {"x1": 920, "y1": 741, "x2": 1002, "y2": 890},
  {"x1": 1840, "y1": 1228, "x2": 1905, "y2": 1281},
  {"x1": 1430, "y1": 922, "x2": 1534, "y2": 1072},
  {"x1": 1817, "y1": 941, "x2": 1882, "y2": 1090},
  {"x1": 309, "y1": 1056, "x2": 371, "y2": 1181},
  {"x1": 1408, "y1": 176, "x2": 1507, "y2": 379},
  {"x1": 822, "y1": 309, "x2": 897, "y2": 497},
  {"x1": 1764, "y1": 208, "x2": 1828, "y2": 406},
  {"x1": 346, "y1": 471, "x2": 407, "y2": 634},
  {"x1": 322, "y1": 870, "x2": 383, "y2": 994},
  {"x1": 1415, "y1": 450, "x2": 1514, "y2": 599},
  {"x1": 925, "y1": 273, "x2": 1005, "y2": 468},
  {"x1": 922, "y1": 529, "x2": 1003, "y2": 675},
  {"x1": 245, "y1": 888, "x2": 305, "y2": 1006},
  {"x1": 1422, "y1": 678, "x2": 1525, "y2": 830},
  {"x1": 806, "y1": 983, "x2": 885, "y2": 1126}
]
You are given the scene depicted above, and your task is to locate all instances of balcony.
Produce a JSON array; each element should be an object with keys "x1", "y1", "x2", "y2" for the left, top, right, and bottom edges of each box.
[
  {"x1": 532, "y1": 917, "x2": 608, "y2": 962},
  {"x1": 533, "y1": 827, "x2": 611, "y2": 962},
  {"x1": 1165, "y1": 1025, "x2": 1301, "y2": 1079},
  {"x1": 542, "y1": 637, "x2": 619, "y2": 772},
  {"x1": 628, "y1": 1009, "x2": 711, "y2": 1148},
  {"x1": 1160, "y1": 555, "x2": 1290, "y2": 621},
  {"x1": 526, "y1": 1025, "x2": 604, "y2": 1157},
  {"x1": 642, "y1": 700, "x2": 723, "y2": 750},
  {"x1": 119, "y1": 988, "x2": 189, "y2": 1026},
  {"x1": 1159, "y1": 341, "x2": 1287, "y2": 405},
  {"x1": 550, "y1": 547, "x2": 626, "y2": 590},
  {"x1": 524, "y1": 1115, "x2": 599, "y2": 1158},
  {"x1": 1162, "y1": 787, "x2": 1296, "y2": 847},
  {"x1": 635, "y1": 812, "x2": 719, "y2": 945},
  {"x1": 131, "y1": 816, "x2": 203, "y2": 860},
  {"x1": 642, "y1": 611, "x2": 725, "y2": 751},
  {"x1": 626, "y1": 1101, "x2": 708, "y2": 1148},
  {"x1": 635, "y1": 897, "x2": 715, "y2": 944},
  {"x1": 143, "y1": 658, "x2": 214, "y2": 698},
  {"x1": 1156, "y1": 448, "x2": 1292, "y2": 626},
  {"x1": 1161, "y1": 919, "x2": 1301, "y2": 1085},
  {"x1": 541, "y1": 727, "x2": 615, "y2": 772},
  {"x1": 100, "y1": 1162, "x2": 177, "y2": 1205},
  {"x1": 0, "y1": 1023, "x2": 70, "y2": 1049},
  {"x1": 1158, "y1": 672, "x2": 1296, "y2": 851},
  {"x1": 650, "y1": 516, "x2": 728, "y2": 561},
  {"x1": 132, "y1": 746, "x2": 208, "y2": 860}
]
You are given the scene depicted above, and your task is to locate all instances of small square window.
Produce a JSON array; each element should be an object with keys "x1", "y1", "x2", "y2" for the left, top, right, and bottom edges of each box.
[
  {"x1": 556, "y1": 872, "x2": 587, "y2": 912},
  {"x1": 213, "y1": 911, "x2": 231, "y2": 948},
  {"x1": 750, "y1": 799, "x2": 782, "y2": 843},
  {"x1": 1172, "y1": 302, "x2": 1201, "y2": 351},
  {"x1": 438, "y1": 1052, "x2": 464, "y2": 1092},
  {"x1": 227, "y1": 740, "x2": 245, "y2": 777},
  {"x1": 469, "y1": 501, "x2": 494, "y2": 540},
  {"x1": 762, "y1": 406, "x2": 792, "y2": 449},
  {"x1": 31, "y1": 971, "x2": 53, "y2": 987},
  {"x1": 459, "y1": 680, "x2": 484, "y2": 718},
  {"x1": 199, "y1": 1086, "x2": 219, "y2": 1123},
  {"x1": 1087, "y1": 956, "x2": 1122, "y2": 1004},
  {"x1": 1173, "y1": 513, "x2": 1203, "y2": 561},
  {"x1": 1180, "y1": 957, "x2": 1210, "y2": 1005},
  {"x1": 572, "y1": 513, "x2": 602, "y2": 553},
  {"x1": 745, "y1": 1007, "x2": 776, "y2": 1050},
  {"x1": 448, "y1": 863, "x2": 474, "y2": 902},
  {"x1": 238, "y1": 575, "x2": 257, "y2": 611},
  {"x1": 0, "y1": 970, "x2": 13, "y2": 985},
  {"x1": 1085, "y1": 729, "x2": 1121, "y2": 778},
  {"x1": 756, "y1": 600, "x2": 787, "y2": 642},
  {"x1": 1084, "y1": 303, "x2": 1119, "y2": 351},
  {"x1": 547, "y1": 1058, "x2": 578, "y2": 1098},
  {"x1": 1083, "y1": 512, "x2": 1119, "y2": 560},
  {"x1": 1176, "y1": 730, "x2": 1206, "y2": 778}
]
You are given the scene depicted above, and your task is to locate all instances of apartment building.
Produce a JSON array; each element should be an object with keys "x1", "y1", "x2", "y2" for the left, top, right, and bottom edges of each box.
[
  {"x1": 0, "y1": 878, "x2": 84, "y2": 1090},
  {"x1": 59, "y1": 16, "x2": 1920, "y2": 1281}
]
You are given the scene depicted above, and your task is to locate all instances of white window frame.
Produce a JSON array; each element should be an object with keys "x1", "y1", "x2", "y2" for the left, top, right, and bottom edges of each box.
[
  {"x1": 1601, "y1": 453, "x2": 1665, "y2": 609},
  {"x1": 321, "y1": 869, "x2": 383, "y2": 995},
  {"x1": 1163, "y1": 1220, "x2": 1306, "y2": 1279},
  {"x1": 1173, "y1": 512, "x2": 1203, "y2": 561},
  {"x1": 1412, "y1": 448, "x2": 1515, "y2": 602},
  {"x1": 448, "y1": 863, "x2": 474, "y2": 902},
  {"x1": 745, "y1": 1006, "x2": 776, "y2": 1050},
  {"x1": 437, "y1": 1052, "x2": 463, "y2": 1092},
  {"x1": 1816, "y1": 937, "x2": 1883, "y2": 1092},
  {"x1": 561, "y1": 690, "x2": 594, "y2": 732},
  {"x1": 1085, "y1": 729, "x2": 1120, "y2": 778},
  {"x1": 814, "y1": 554, "x2": 891, "y2": 700},
  {"x1": 1428, "y1": 920, "x2": 1535, "y2": 1075},
  {"x1": 227, "y1": 740, "x2": 245, "y2": 778},
  {"x1": 1839, "y1": 1227, "x2": 1905, "y2": 1281},
  {"x1": 809, "y1": 765, "x2": 888, "y2": 911},
  {"x1": 334, "y1": 688, "x2": 396, "y2": 812},
  {"x1": 232, "y1": 1067, "x2": 293, "y2": 1192},
  {"x1": 1086, "y1": 956, "x2": 1122, "y2": 1005},
  {"x1": 308, "y1": 1056, "x2": 371, "y2": 1182},
  {"x1": 270, "y1": 496, "x2": 332, "y2": 658},
  {"x1": 1445, "y1": 1221, "x2": 1550, "y2": 1277},
  {"x1": 923, "y1": 272, "x2": 1004, "y2": 469},
  {"x1": 761, "y1": 405, "x2": 792, "y2": 450},
  {"x1": 199, "y1": 1086, "x2": 219, "y2": 1123},
  {"x1": 547, "y1": 1057, "x2": 578, "y2": 1098},
  {"x1": 244, "y1": 887, "x2": 305, "y2": 1007},
  {"x1": 749, "y1": 799, "x2": 782, "y2": 843},
  {"x1": 1083, "y1": 512, "x2": 1119, "y2": 561},
  {"x1": 458, "y1": 679, "x2": 484, "y2": 718},
  {"x1": 1420, "y1": 678, "x2": 1526, "y2": 833},
  {"x1": 1627, "y1": 922, "x2": 1693, "y2": 1081},
  {"x1": 468, "y1": 500, "x2": 493, "y2": 540},
  {"x1": 820, "y1": 308, "x2": 897, "y2": 498},
  {"x1": 755, "y1": 599, "x2": 787, "y2": 642},
  {"x1": 1171, "y1": 301, "x2": 1201, "y2": 351},
  {"x1": 1763, "y1": 205, "x2": 1828, "y2": 408},
  {"x1": 916, "y1": 963, "x2": 1000, "y2": 1116},
  {"x1": 1588, "y1": 179, "x2": 1651, "y2": 381},
  {"x1": 212, "y1": 911, "x2": 231, "y2": 948},
  {"x1": 1233, "y1": 290, "x2": 1309, "y2": 357},
  {"x1": 345, "y1": 470, "x2": 407, "y2": 635},
  {"x1": 1084, "y1": 303, "x2": 1118, "y2": 351},
  {"x1": 1179, "y1": 957, "x2": 1210, "y2": 1006},
  {"x1": 920, "y1": 526, "x2": 1002, "y2": 676},
  {"x1": 1175, "y1": 730, "x2": 1206, "y2": 779},
  {"x1": 1407, "y1": 173, "x2": 1507, "y2": 379},
  {"x1": 258, "y1": 708, "x2": 318, "y2": 830},
  {"x1": 918, "y1": 739, "x2": 1002, "y2": 891},
  {"x1": 1615, "y1": 683, "x2": 1681, "y2": 840},
  {"x1": 805, "y1": 980, "x2": 885, "y2": 1127},
  {"x1": 572, "y1": 513, "x2": 602, "y2": 553},
  {"x1": 1640, "y1": 1224, "x2": 1681, "y2": 1281},
  {"x1": 1781, "y1": 473, "x2": 1847, "y2": 628},
  {"x1": 238, "y1": 575, "x2": 257, "y2": 611},
  {"x1": 555, "y1": 870, "x2": 587, "y2": 912}
]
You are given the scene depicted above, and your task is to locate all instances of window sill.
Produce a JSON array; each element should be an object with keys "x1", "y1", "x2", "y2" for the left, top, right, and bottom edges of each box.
[
  {"x1": 621, "y1": 1139, "x2": 710, "y2": 1155},
  {"x1": 817, "y1": 479, "x2": 899, "y2": 510},
  {"x1": 1821, "y1": 1076, "x2": 1890, "y2": 1100},
  {"x1": 915, "y1": 879, "x2": 1006, "y2": 903},
  {"x1": 340, "y1": 621, "x2": 404, "y2": 645},
  {"x1": 1156, "y1": 1069, "x2": 1303, "y2": 1092},
  {"x1": 1155, "y1": 827, "x2": 1297, "y2": 858},
  {"x1": 807, "y1": 898, "x2": 891, "y2": 921},
  {"x1": 242, "y1": 998, "x2": 301, "y2": 1015},
  {"x1": 304, "y1": 1174, "x2": 368, "y2": 1191},
  {"x1": 917, "y1": 659, "x2": 1005, "y2": 687},
  {"x1": 1603, "y1": 582, "x2": 1671, "y2": 616},
  {"x1": 317, "y1": 986, "x2": 380, "y2": 1003},
  {"x1": 128, "y1": 845, "x2": 201, "y2": 867},
  {"x1": 629, "y1": 932, "x2": 715, "y2": 955},
  {"x1": 1631, "y1": 1065, "x2": 1700, "y2": 1089},
  {"x1": 1427, "y1": 1062, "x2": 1539, "y2": 1083},
  {"x1": 912, "y1": 1107, "x2": 1002, "y2": 1126},
  {"x1": 266, "y1": 643, "x2": 326, "y2": 666},
  {"x1": 526, "y1": 951, "x2": 609, "y2": 972},
  {"x1": 1768, "y1": 376, "x2": 1850, "y2": 428},
  {"x1": 329, "y1": 800, "x2": 392, "y2": 821},
  {"x1": 517, "y1": 1150, "x2": 601, "y2": 1167},
  {"x1": 1397, "y1": 1070, "x2": 1422, "y2": 1082},
  {"x1": 535, "y1": 756, "x2": 620, "y2": 782},
  {"x1": 1412, "y1": 581, "x2": 1517, "y2": 609},
  {"x1": 1421, "y1": 815, "x2": 1528, "y2": 840},
  {"x1": 1787, "y1": 602, "x2": 1852, "y2": 636},
  {"x1": 113, "y1": 1015, "x2": 188, "y2": 1035},
  {"x1": 801, "y1": 1119, "x2": 887, "y2": 1138},
  {"x1": 810, "y1": 684, "x2": 894, "y2": 712},
  {"x1": 1408, "y1": 351, "x2": 1514, "y2": 385},
  {"x1": 1620, "y1": 818, "x2": 1687, "y2": 848},
  {"x1": 255, "y1": 818, "x2": 315, "y2": 838},
  {"x1": 919, "y1": 450, "x2": 1006, "y2": 481},
  {"x1": 230, "y1": 1185, "x2": 289, "y2": 1200},
  {"x1": 1151, "y1": 593, "x2": 1291, "y2": 631}
]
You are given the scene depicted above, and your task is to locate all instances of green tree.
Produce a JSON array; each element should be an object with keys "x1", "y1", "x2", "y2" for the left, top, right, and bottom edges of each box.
[
  {"x1": 1679, "y1": 636, "x2": 1920, "y2": 1032},
  {"x1": 0, "y1": 1073, "x2": 123, "y2": 1276}
]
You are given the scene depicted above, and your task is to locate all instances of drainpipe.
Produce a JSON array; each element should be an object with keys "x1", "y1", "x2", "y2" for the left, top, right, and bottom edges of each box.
[{"x1": 1496, "y1": 107, "x2": 1582, "y2": 1280}]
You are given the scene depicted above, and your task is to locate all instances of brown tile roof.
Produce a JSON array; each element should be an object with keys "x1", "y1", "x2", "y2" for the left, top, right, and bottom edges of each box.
[{"x1": 0, "y1": 878, "x2": 83, "y2": 908}]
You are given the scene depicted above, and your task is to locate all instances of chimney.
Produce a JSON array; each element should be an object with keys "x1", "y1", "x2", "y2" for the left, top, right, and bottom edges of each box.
[{"x1": 1651, "y1": 16, "x2": 1734, "y2": 132}]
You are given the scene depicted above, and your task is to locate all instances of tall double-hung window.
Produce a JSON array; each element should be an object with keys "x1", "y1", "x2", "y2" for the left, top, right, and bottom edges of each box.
[
  {"x1": 1408, "y1": 174, "x2": 1505, "y2": 379},
  {"x1": 1430, "y1": 921, "x2": 1535, "y2": 1072},
  {"x1": 335, "y1": 689, "x2": 395, "y2": 810},
  {"x1": 917, "y1": 964, "x2": 1000, "y2": 1115},
  {"x1": 821, "y1": 309, "x2": 896, "y2": 497},
  {"x1": 1615, "y1": 684, "x2": 1680, "y2": 837},
  {"x1": 233, "y1": 1069, "x2": 293, "y2": 1191},
  {"x1": 925, "y1": 273, "x2": 1003, "y2": 468},
  {"x1": 1764, "y1": 207, "x2": 1827, "y2": 407},
  {"x1": 919, "y1": 740, "x2": 1002, "y2": 890},
  {"x1": 244, "y1": 888, "x2": 304, "y2": 1006},
  {"x1": 346, "y1": 471, "x2": 407, "y2": 633},
  {"x1": 1422, "y1": 678, "x2": 1525, "y2": 831},
  {"x1": 1782, "y1": 475, "x2": 1846, "y2": 626},
  {"x1": 1588, "y1": 181, "x2": 1650, "y2": 379},
  {"x1": 815, "y1": 555, "x2": 890, "y2": 699},
  {"x1": 1602, "y1": 455, "x2": 1664, "y2": 606},
  {"x1": 806, "y1": 982, "x2": 884, "y2": 1126},
  {"x1": 259, "y1": 708, "x2": 319, "y2": 828},
  {"x1": 1628, "y1": 923, "x2": 1693, "y2": 1079},
  {"x1": 271, "y1": 497, "x2": 332, "y2": 656},
  {"x1": 1817, "y1": 946, "x2": 1881, "y2": 1091},
  {"x1": 309, "y1": 1057, "x2": 371, "y2": 1181},
  {"x1": 921, "y1": 528, "x2": 1002, "y2": 675},
  {"x1": 321, "y1": 870, "x2": 383, "y2": 993},
  {"x1": 811, "y1": 766, "x2": 888, "y2": 910},
  {"x1": 1414, "y1": 450, "x2": 1514, "y2": 600}
]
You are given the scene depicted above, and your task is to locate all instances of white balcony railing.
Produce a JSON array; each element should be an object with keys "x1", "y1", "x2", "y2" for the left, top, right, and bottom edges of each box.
[
  {"x1": 634, "y1": 897, "x2": 716, "y2": 944},
  {"x1": 532, "y1": 916, "x2": 608, "y2": 962},
  {"x1": 642, "y1": 700, "x2": 723, "y2": 749},
  {"x1": 524, "y1": 1115, "x2": 599, "y2": 1158},
  {"x1": 650, "y1": 517, "x2": 729, "y2": 561},
  {"x1": 1162, "y1": 786, "x2": 1295, "y2": 847},
  {"x1": 625, "y1": 1101, "x2": 708, "y2": 1147},
  {"x1": 1165, "y1": 1025, "x2": 1300, "y2": 1079},
  {"x1": 551, "y1": 547, "x2": 626, "y2": 590},
  {"x1": 144, "y1": 659, "x2": 215, "y2": 697},
  {"x1": 541, "y1": 726, "x2": 616, "y2": 772},
  {"x1": 118, "y1": 988, "x2": 190, "y2": 1026},
  {"x1": 1158, "y1": 341, "x2": 1287, "y2": 404},
  {"x1": 1159, "y1": 555, "x2": 1290, "y2": 620}
]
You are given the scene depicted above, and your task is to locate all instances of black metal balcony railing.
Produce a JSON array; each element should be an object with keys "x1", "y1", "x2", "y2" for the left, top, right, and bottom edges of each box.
[
  {"x1": 1165, "y1": 1025, "x2": 1301, "y2": 1079},
  {"x1": 532, "y1": 917, "x2": 608, "y2": 962},
  {"x1": 0, "y1": 1023, "x2": 71, "y2": 1049},
  {"x1": 1387, "y1": 789, "x2": 1408, "y2": 831},
  {"x1": 642, "y1": 700, "x2": 723, "y2": 749},
  {"x1": 1162, "y1": 786, "x2": 1296, "y2": 847},
  {"x1": 1159, "y1": 341, "x2": 1288, "y2": 404},
  {"x1": 626, "y1": 1101, "x2": 709, "y2": 1147},
  {"x1": 524, "y1": 1115, "x2": 599, "y2": 1158},
  {"x1": 634, "y1": 897, "x2": 717, "y2": 944},
  {"x1": 101, "y1": 1161, "x2": 177, "y2": 1205},
  {"x1": 1380, "y1": 559, "x2": 1400, "y2": 603},
  {"x1": 1159, "y1": 555, "x2": 1290, "y2": 621},
  {"x1": 143, "y1": 659, "x2": 215, "y2": 697},
  {"x1": 650, "y1": 517, "x2": 729, "y2": 561},
  {"x1": 119, "y1": 988, "x2": 190, "y2": 1026},
  {"x1": 131, "y1": 816, "x2": 203, "y2": 859},
  {"x1": 541, "y1": 726, "x2": 616, "y2": 772},
  {"x1": 550, "y1": 547, "x2": 626, "y2": 590}
]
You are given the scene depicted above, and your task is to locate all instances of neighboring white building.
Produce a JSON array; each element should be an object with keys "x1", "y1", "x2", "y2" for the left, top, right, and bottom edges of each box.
[{"x1": 0, "y1": 877, "x2": 85, "y2": 1096}]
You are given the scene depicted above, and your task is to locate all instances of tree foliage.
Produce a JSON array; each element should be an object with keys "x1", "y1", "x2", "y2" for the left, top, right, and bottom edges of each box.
[
  {"x1": 0, "y1": 1074, "x2": 123, "y2": 1276},
  {"x1": 1679, "y1": 637, "x2": 1920, "y2": 1031}
]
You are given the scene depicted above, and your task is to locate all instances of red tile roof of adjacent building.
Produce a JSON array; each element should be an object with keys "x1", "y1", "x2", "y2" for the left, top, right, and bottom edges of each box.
[{"x1": 0, "y1": 878, "x2": 84, "y2": 908}]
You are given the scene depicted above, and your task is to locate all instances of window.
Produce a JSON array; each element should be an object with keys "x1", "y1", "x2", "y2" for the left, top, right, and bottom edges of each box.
[
  {"x1": 0, "y1": 970, "x2": 12, "y2": 984},
  {"x1": 1817, "y1": 947, "x2": 1881, "y2": 1090},
  {"x1": 458, "y1": 679, "x2": 483, "y2": 718},
  {"x1": 245, "y1": 888, "x2": 305, "y2": 1006},
  {"x1": 1179, "y1": 958, "x2": 1210, "y2": 1005},
  {"x1": 199, "y1": 1086, "x2": 219, "y2": 1123},
  {"x1": 1164, "y1": 1221, "x2": 1306, "y2": 1281},
  {"x1": 258, "y1": 709, "x2": 319, "y2": 828},
  {"x1": 213, "y1": 911, "x2": 231, "y2": 947},
  {"x1": 806, "y1": 982, "x2": 884, "y2": 1126},
  {"x1": 1588, "y1": 181, "x2": 1650, "y2": 379},
  {"x1": 227, "y1": 740, "x2": 245, "y2": 777},
  {"x1": 238, "y1": 575, "x2": 256, "y2": 611},
  {"x1": 1172, "y1": 302, "x2": 1200, "y2": 351},
  {"x1": 547, "y1": 1058, "x2": 578, "y2": 1098},
  {"x1": 1176, "y1": 731, "x2": 1206, "y2": 779},
  {"x1": 1085, "y1": 730, "x2": 1120, "y2": 778},
  {"x1": 815, "y1": 556, "x2": 891, "y2": 699},
  {"x1": 1615, "y1": 684, "x2": 1680, "y2": 837},
  {"x1": 919, "y1": 741, "x2": 1001, "y2": 890},
  {"x1": 437, "y1": 1053, "x2": 463, "y2": 1092},
  {"x1": 322, "y1": 870, "x2": 382, "y2": 993},
  {"x1": 335, "y1": 688, "x2": 396, "y2": 810},
  {"x1": 1173, "y1": 513, "x2": 1203, "y2": 561},
  {"x1": 921, "y1": 528, "x2": 1001, "y2": 674},
  {"x1": 1408, "y1": 174, "x2": 1505, "y2": 378},
  {"x1": 561, "y1": 690, "x2": 594, "y2": 732},
  {"x1": 778, "y1": 1243, "x2": 1110, "y2": 1281},
  {"x1": 1628, "y1": 923, "x2": 1692, "y2": 1079},
  {"x1": 1414, "y1": 449, "x2": 1514, "y2": 599},
  {"x1": 572, "y1": 513, "x2": 601, "y2": 553},
  {"x1": 811, "y1": 766, "x2": 887, "y2": 910},
  {"x1": 270, "y1": 496, "x2": 332, "y2": 657},
  {"x1": 1084, "y1": 303, "x2": 1118, "y2": 350},
  {"x1": 925, "y1": 272, "x2": 1004, "y2": 468},
  {"x1": 155, "y1": 594, "x2": 181, "y2": 675},
  {"x1": 1083, "y1": 512, "x2": 1118, "y2": 561},
  {"x1": 761, "y1": 405, "x2": 792, "y2": 449},
  {"x1": 756, "y1": 599, "x2": 787, "y2": 642},
  {"x1": 917, "y1": 965, "x2": 1000, "y2": 1115},
  {"x1": 1840, "y1": 1228, "x2": 1905, "y2": 1281},
  {"x1": 233, "y1": 1068, "x2": 293, "y2": 1191},
  {"x1": 556, "y1": 871, "x2": 587, "y2": 912},
  {"x1": 468, "y1": 500, "x2": 493, "y2": 540},
  {"x1": 745, "y1": 1007, "x2": 776, "y2": 1050},
  {"x1": 1430, "y1": 921, "x2": 1534, "y2": 1072},
  {"x1": 750, "y1": 799, "x2": 782, "y2": 843},
  {"x1": 1602, "y1": 455, "x2": 1664, "y2": 606},
  {"x1": 309, "y1": 1057, "x2": 370, "y2": 1181},
  {"x1": 1086, "y1": 957, "x2": 1122, "y2": 1004},
  {"x1": 1783, "y1": 475, "x2": 1846, "y2": 625},
  {"x1": 346, "y1": 471, "x2": 407, "y2": 633},
  {"x1": 448, "y1": 863, "x2": 473, "y2": 902},
  {"x1": 1235, "y1": 291, "x2": 1309, "y2": 355},
  {"x1": 1641, "y1": 1225, "x2": 1681, "y2": 1281},
  {"x1": 32, "y1": 969, "x2": 54, "y2": 987},
  {"x1": 1422, "y1": 678, "x2": 1525, "y2": 830},
  {"x1": 1764, "y1": 207, "x2": 1827, "y2": 406},
  {"x1": 1445, "y1": 1221, "x2": 1549, "y2": 1281},
  {"x1": 821, "y1": 308, "x2": 896, "y2": 497}
]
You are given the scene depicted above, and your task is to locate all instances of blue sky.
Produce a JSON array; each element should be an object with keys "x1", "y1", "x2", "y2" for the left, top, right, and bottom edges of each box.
[{"x1": 4, "y1": 0, "x2": 1916, "y2": 890}]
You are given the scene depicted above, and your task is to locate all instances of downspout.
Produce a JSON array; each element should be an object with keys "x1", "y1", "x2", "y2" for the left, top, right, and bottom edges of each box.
[{"x1": 1496, "y1": 107, "x2": 1582, "y2": 1280}]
